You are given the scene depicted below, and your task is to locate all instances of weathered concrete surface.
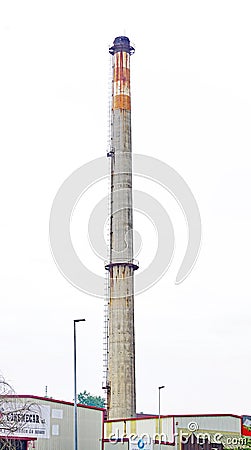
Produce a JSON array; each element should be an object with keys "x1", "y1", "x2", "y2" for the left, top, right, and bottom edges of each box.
[
  {"x1": 107, "y1": 41, "x2": 137, "y2": 419},
  {"x1": 108, "y1": 266, "x2": 136, "y2": 419}
]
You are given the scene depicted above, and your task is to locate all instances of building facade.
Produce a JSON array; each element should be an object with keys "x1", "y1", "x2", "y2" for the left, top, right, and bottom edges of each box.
[
  {"x1": 1, "y1": 397, "x2": 249, "y2": 450},
  {"x1": 103, "y1": 414, "x2": 246, "y2": 450},
  {"x1": 0, "y1": 395, "x2": 103, "y2": 450}
]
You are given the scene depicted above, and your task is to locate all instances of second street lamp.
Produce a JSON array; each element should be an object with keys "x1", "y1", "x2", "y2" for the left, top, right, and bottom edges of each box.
[{"x1": 158, "y1": 385, "x2": 165, "y2": 450}]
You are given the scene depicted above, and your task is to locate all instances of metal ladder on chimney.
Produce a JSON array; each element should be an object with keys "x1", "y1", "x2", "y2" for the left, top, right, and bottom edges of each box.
[
  {"x1": 102, "y1": 272, "x2": 109, "y2": 393},
  {"x1": 102, "y1": 52, "x2": 113, "y2": 407}
]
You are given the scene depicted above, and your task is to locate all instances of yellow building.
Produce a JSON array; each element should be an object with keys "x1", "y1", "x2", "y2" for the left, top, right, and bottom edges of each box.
[{"x1": 103, "y1": 413, "x2": 245, "y2": 450}]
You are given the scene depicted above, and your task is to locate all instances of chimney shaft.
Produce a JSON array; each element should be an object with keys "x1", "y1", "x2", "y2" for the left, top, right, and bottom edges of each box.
[{"x1": 106, "y1": 36, "x2": 137, "y2": 419}]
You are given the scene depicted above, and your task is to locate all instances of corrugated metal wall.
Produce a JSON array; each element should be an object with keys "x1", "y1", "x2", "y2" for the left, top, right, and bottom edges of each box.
[
  {"x1": 103, "y1": 415, "x2": 242, "y2": 450},
  {"x1": 4, "y1": 396, "x2": 103, "y2": 450},
  {"x1": 175, "y1": 415, "x2": 241, "y2": 433}
]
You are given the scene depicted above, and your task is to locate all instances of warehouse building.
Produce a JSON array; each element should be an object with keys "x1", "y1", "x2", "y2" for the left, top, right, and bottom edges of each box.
[
  {"x1": 1, "y1": 395, "x2": 250, "y2": 450},
  {"x1": 103, "y1": 413, "x2": 249, "y2": 450},
  {"x1": 0, "y1": 395, "x2": 103, "y2": 450}
]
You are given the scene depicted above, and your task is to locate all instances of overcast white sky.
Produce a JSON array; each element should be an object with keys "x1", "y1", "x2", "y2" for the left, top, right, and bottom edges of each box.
[{"x1": 1, "y1": 1, "x2": 251, "y2": 416}]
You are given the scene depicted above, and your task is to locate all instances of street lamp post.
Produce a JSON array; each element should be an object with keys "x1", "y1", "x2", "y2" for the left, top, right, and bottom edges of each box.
[
  {"x1": 74, "y1": 319, "x2": 85, "y2": 450},
  {"x1": 158, "y1": 386, "x2": 165, "y2": 450}
]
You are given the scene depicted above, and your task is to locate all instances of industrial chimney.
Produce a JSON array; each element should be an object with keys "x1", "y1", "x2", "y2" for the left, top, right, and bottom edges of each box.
[{"x1": 105, "y1": 36, "x2": 138, "y2": 419}]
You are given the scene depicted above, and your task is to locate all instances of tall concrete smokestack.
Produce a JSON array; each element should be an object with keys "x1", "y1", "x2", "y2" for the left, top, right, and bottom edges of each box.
[{"x1": 105, "y1": 36, "x2": 138, "y2": 419}]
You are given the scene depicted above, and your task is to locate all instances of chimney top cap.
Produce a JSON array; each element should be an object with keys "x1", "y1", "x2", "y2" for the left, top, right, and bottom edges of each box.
[{"x1": 109, "y1": 36, "x2": 135, "y2": 55}]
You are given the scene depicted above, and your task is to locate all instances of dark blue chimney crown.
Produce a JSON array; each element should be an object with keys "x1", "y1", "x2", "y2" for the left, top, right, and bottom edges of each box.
[{"x1": 109, "y1": 36, "x2": 135, "y2": 55}]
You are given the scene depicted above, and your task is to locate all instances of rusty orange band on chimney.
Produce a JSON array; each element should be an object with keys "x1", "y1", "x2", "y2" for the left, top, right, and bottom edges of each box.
[{"x1": 113, "y1": 51, "x2": 131, "y2": 111}]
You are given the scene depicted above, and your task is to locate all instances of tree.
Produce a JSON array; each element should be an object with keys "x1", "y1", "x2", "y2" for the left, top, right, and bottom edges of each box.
[
  {"x1": 0, "y1": 376, "x2": 39, "y2": 450},
  {"x1": 78, "y1": 390, "x2": 105, "y2": 408}
]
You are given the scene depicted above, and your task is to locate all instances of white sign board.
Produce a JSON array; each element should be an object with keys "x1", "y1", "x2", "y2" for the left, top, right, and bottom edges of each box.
[
  {"x1": 0, "y1": 401, "x2": 50, "y2": 439},
  {"x1": 129, "y1": 438, "x2": 153, "y2": 450}
]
